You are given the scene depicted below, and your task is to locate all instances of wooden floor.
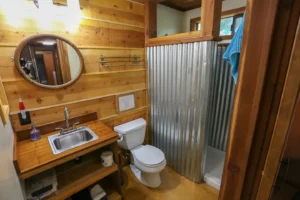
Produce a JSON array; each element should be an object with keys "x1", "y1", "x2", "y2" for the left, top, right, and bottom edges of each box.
[{"x1": 122, "y1": 166, "x2": 219, "y2": 200}]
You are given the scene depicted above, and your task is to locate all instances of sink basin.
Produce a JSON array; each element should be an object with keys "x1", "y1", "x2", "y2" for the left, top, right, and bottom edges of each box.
[{"x1": 48, "y1": 126, "x2": 99, "y2": 155}]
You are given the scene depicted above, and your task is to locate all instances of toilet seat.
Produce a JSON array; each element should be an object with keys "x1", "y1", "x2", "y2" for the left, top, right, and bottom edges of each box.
[{"x1": 131, "y1": 145, "x2": 166, "y2": 172}]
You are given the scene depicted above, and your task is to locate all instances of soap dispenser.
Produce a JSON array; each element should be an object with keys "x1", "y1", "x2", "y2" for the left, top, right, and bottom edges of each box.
[{"x1": 30, "y1": 122, "x2": 41, "y2": 141}]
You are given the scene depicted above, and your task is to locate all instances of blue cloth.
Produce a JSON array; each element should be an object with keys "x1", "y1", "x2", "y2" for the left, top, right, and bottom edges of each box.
[{"x1": 223, "y1": 13, "x2": 245, "y2": 84}]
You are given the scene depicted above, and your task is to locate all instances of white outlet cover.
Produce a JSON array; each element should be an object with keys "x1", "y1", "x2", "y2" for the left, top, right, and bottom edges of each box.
[{"x1": 118, "y1": 94, "x2": 135, "y2": 112}]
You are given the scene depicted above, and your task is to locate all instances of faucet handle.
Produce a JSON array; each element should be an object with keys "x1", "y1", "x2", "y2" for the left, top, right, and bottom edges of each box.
[
  {"x1": 55, "y1": 128, "x2": 65, "y2": 135},
  {"x1": 72, "y1": 122, "x2": 80, "y2": 130}
]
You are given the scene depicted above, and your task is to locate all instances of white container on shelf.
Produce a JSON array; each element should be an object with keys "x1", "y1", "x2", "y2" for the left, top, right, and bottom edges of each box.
[{"x1": 101, "y1": 151, "x2": 114, "y2": 167}]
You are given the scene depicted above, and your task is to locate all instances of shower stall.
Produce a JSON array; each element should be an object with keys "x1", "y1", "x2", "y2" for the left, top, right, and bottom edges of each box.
[{"x1": 147, "y1": 42, "x2": 235, "y2": 189}]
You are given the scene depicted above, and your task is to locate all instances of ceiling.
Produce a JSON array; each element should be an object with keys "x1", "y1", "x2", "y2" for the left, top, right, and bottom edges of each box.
[{"x1": 159, "y1": 0, "x2": 202, "y2": 12}]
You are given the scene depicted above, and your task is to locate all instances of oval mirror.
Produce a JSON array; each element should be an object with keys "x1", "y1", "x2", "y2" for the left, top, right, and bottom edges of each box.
[{"x1": 14, "y1": 34, "x2": 83, "y2": 89}]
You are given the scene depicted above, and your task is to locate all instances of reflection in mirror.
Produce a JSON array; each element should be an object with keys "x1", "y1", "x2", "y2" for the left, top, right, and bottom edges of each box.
[{"x1": 19, "y1": 37, "x2": 81, "y2": 86}]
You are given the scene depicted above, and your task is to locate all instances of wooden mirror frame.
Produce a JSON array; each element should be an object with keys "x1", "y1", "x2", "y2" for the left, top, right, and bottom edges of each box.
[{"x1": 14, "y1": 34, "x2": 84, "y2": 89}]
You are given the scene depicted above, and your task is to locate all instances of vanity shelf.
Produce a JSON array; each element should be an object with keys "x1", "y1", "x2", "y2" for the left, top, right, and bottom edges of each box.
[
  {"x1": 14, "y1": 118, "x2": 122, "y2": 200},
  {"x1": 14, "y1": 120, "x2": 118, "y2": 179},
  {"x1": 46, "y1": 162, "x2": 119, "y2": 200}
]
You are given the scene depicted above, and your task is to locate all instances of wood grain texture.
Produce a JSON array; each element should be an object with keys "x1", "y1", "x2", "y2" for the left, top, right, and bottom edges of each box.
[
  {"x1": 147, "y1": 33, "x2": 215, "y2": 47},
  {"x1": 144, "y1": 0, "x2": 157, "y2": 40},
  {"x1": 4, "y1": 70, "x2": 146, "y2": 112},
  {"x1": 0, "y1": 76, "x2": 9, "y2": 124},
  {"x1": 16, "y1": 120, "x2": 118, "y2": 179},
  {"x1": 241, "y1": 0, "x2": 300, "y2": 199},
  {"x1": 0, "y1": 47, "x2": 145, "y2": 80},
  {"x1": 16, "y1": 113, "x2": 98, "y2": 141},
  {"x1": 256, "y1": 22, "x2": 300, "y2": 200},
  {"x1": 128, "y1": 0, "x2": 144, "y2": 4},
  {"x1": 221, "y1": 6, "x2": 245, "y2": 18},
  {"x1": 88, "y1": 0, "x2": 145, "y2": 27},
  {"x1": 0, "y1": 15, "x2": 144, "y2": 48},
  {"x1": 122, "y1": 166, "x2": 219, "y2": 200},
  {"x1": 283, "y1": 95, "x2": 300, "y2": 160},
  {"x1": 0, "y1": 0, "x2": 147, "y2": 139},
  {"x1": 47, "y1": 162, "x2": 118, "y2": 200},
  {"x1": 219, "y1": 0, "x2": 280, "y2": 199},
  {"x1": 10, "y1": 90, "x2": 146, "y2": 132},
  {"x1": 200, "y1": 0, "x2": 222, "y2": 37},
  {"x1": 81, "y1": 48, "x2": 145, "y2": 73}
]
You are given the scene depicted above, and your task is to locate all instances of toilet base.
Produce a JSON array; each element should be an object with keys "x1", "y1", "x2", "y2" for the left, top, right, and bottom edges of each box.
[{"x1": 130, "y1": 164, "x2": 162, "y2": 188}]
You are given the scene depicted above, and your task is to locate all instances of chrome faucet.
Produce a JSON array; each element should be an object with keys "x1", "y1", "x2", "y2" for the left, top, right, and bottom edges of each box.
[
  {"x1": 55, "y1": 107, "x2": 79, "y2": 135},
  {"x1": 64, "y1": 107, "x2": 70, "y2": 131}
]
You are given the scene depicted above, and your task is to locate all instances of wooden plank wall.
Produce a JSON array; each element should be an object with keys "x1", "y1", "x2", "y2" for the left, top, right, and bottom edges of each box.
[{"x1": 0, "y1": 0, "x2": 148, "y2": 141}]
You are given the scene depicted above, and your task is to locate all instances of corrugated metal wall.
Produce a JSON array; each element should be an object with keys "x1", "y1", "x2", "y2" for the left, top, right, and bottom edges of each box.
[
  {"x1": 207, "y1": 46, "x2": 235, "y2": 152},
  {"x1": 147, "y1": 41, "x2": 216, "y2": 182}
]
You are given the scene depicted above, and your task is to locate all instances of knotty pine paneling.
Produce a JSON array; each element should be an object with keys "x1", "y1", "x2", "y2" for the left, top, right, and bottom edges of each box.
[
  {"x1": 11, "y1": 90, "x2": 147, "y2": 132},
  {"x1": 0, "y1": 0, "x2": 147, "y2": 136},
  {"x1": 88, "y1": 0, "x2": 144, "y2": 27},
  {"x1": 0, "y1": 15, "x2": 144, "y2": 48},
  {"x1": 5, "y1": 70, "x2": 146, "y2": 112},
  {"x1": 102, "y1": 106, "x2": 148, "y2": 143},
  {"x1": 11, "y1": 96, "x2": 117, "y2": 132},
  {"x1": 81, "y1": 48, "x2": 145, "y2": 73},
  {"x1": 0, "y1": 47, "x2": 145, "y2": 80}
]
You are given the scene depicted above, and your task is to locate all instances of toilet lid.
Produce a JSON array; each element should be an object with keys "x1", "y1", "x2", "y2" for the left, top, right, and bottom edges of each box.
[{"x1": 132, "y1": 145, "x2": 165, "y2": 166}]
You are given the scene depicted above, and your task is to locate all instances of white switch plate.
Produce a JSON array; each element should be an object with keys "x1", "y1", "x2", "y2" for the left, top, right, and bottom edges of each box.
[{"x1": 118, "y1": 94, "x2": 135, "y2": 112}]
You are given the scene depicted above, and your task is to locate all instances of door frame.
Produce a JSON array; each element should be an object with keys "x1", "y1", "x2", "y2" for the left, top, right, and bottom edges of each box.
[{"x1": 219, "y1": 0, "x2": 300, "y2": 199}]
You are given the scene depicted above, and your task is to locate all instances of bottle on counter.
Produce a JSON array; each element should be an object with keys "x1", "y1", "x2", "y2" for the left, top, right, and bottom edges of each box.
[{"x1": 30, "y1": 122, "x2": 41, "y2": 141}]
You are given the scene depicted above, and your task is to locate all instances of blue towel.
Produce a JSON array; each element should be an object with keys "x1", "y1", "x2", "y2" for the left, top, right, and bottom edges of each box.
[{"x1": 223, "y1": 13, "x2": 245, "y2": 84}]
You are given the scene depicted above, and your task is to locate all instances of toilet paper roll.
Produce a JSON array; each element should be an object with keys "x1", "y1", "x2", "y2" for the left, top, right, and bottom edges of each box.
[{"x1": 101, "y1": 151, "x2": 114, "y2": 167}]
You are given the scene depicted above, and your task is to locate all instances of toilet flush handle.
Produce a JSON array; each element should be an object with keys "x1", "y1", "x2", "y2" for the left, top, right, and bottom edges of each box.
[{"x1": 117, "y1": 133, "x2": 124, "y2": 143}]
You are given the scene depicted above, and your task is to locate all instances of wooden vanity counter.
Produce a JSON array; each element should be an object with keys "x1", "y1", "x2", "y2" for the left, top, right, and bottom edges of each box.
[{"x1": 14, "y1": 120, "x2": 118, "y2": 180}]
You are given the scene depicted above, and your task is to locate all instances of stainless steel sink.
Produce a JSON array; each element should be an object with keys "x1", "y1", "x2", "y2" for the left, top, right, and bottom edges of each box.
[{"x1": 48, "y1": 126, "x2": 99, "y2": 155}]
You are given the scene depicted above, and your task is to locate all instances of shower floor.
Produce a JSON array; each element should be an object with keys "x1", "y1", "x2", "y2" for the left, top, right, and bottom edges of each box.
[{"x1": 204, "y1": 146, "x2": 226, "y2": 190}]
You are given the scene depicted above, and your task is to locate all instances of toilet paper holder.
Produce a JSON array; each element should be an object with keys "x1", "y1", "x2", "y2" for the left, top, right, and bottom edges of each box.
[{"x1": 117, "y1": 133, "x2": 123, "y2": 143}]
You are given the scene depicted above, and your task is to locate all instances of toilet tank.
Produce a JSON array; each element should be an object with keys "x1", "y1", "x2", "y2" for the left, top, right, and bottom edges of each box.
[{"x1": 114, "y1": 118, "x2": 146, "y2": 150}]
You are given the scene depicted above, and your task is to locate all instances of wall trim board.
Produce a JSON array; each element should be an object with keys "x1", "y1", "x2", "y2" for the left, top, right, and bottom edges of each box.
[
  {"x1": 99, "y1": 106, "x2": 147, "y2": 121},
  {"x1": 1, "y1": 69, "x2": 146, "y2": 83},
  {"x1": 82, "y1": 69, "x2": 146, "y2": 76},
  {"x1": 146, "y1": 35, "x2": 216, "y2": 47},
  {"x1": 0, "y1": 44, "x2": 145, "y2": 50},
  {"x1": 82, "y1": 16, "x2": 145, "y2": 29},
  {"x1": 9, "y1": 88, "x2": 146, "y2": 115},
  {"x1": 78, "y1": 46, "x2": 144, "y2": 50},
  {"x1": 0, "y1": 43, "x2": 17, "y2": 47},
  {"x1": 126, "y1": 0, "x2": 144, "y2": 6},
  {"x1": 101, "y1": 106, "x2": 147, "y2": 126}
]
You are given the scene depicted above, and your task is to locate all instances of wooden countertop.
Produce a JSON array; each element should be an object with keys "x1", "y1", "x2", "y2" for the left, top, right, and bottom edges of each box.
[{"x1": 15, "y1": 120, "x2": 118, "y2": 179}]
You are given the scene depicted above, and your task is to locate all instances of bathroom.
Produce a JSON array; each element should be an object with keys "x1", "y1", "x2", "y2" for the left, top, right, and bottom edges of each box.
[{"x1": 0, "y1": 0, "x2": 299, "y2": 200}]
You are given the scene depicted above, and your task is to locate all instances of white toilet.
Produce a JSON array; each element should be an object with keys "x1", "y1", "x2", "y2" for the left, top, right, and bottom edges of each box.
[{"x1": 114, "y1": 118, "x2": 166, "y2": 188}]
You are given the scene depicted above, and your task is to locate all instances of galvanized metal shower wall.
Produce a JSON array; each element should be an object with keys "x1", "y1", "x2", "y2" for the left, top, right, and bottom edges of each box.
[
  {"x1": 147, "y1": 41, "x2": 217, "y2": 182},
  {"x1": 207, "y1": 46, "x2": 235, "y2": 152}
]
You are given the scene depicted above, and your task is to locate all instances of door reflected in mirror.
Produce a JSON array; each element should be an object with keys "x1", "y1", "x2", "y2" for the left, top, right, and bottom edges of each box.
[{"x1": 18, "y1": 36, "x2": 81, "y2": 87}]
